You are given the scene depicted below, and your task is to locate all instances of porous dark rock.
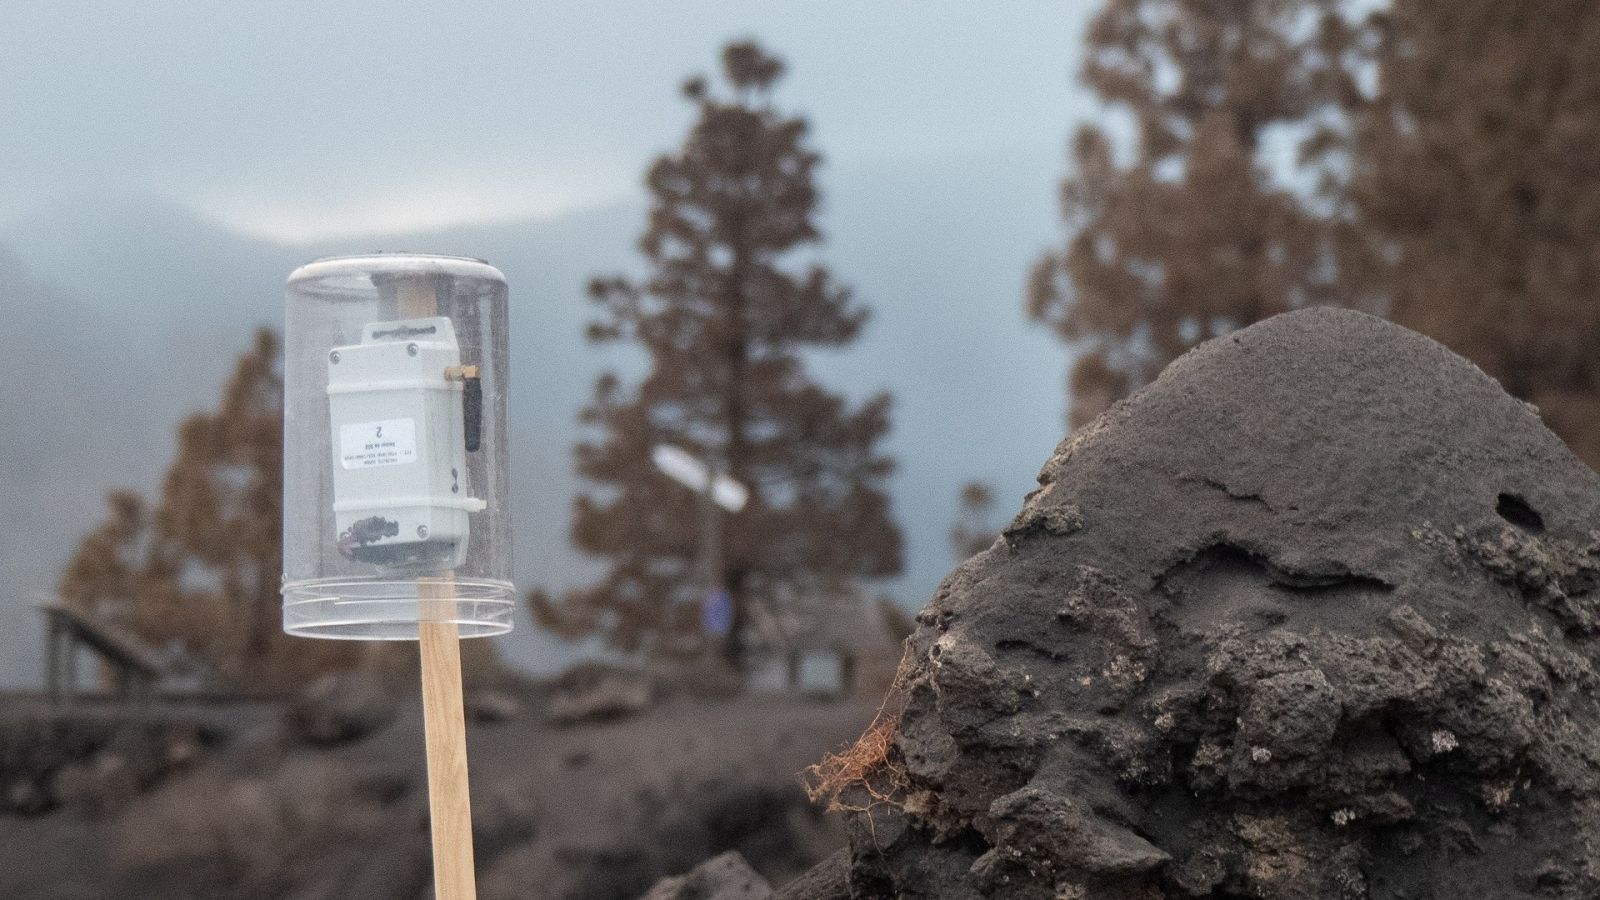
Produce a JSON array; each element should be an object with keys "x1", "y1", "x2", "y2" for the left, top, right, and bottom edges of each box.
[
  {"x1": 772, "y1": 848, "x2": 849, "y2": 900},
  {"x1": 805, "y1": 309, "x2": 1600, "y2": 898},
  {"x1": 640, "y1": 850, "x2": 773, "y2": 899},
  {"x1": 482, "y1": 775, "x2": 840, "y2": 900}
]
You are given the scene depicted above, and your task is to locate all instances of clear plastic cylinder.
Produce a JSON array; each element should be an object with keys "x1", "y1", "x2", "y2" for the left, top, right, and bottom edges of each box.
[{"x1": 282, "y1": 254, "x2": 512, "y2": 639}]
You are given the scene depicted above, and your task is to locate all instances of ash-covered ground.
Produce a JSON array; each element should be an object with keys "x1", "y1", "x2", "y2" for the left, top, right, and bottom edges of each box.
[
  {"x1": 0, "y1": 671, "x2": 874, "y2": 900},
  {"x1": 790, "y1": 309, "x2": 1600, "y2": 899}
]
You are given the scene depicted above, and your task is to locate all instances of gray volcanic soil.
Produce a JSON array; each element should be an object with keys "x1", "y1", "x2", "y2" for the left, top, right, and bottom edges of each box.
[
  {"x1": 0, "y1": 689, "x2": 873, "y2": 900},
  {"x1": 812, "y1": 309, "x2": 1600, "y2": 898}
]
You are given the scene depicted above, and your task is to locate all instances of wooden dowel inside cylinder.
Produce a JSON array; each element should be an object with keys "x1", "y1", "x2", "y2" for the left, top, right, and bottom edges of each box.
[{"x1": 398, "y1": 277, "x2": 477, "y2": 900}]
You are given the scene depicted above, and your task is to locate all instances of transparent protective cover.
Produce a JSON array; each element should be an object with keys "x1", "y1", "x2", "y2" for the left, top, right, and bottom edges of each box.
[{"x1": 282, "y1": 254, "x2": 512, "y2": 639}]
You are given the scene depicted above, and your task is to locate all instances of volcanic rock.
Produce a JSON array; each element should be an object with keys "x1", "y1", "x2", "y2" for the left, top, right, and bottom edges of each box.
[
  {"x1": 640, "y1": 850, "x2": 773, "y2": 900},
  {"x1": 772, "y1": 848, "x2": 849, "y2": 900},
  {"x1": 804, "y1": 309, "x2": 1600, "y2": 898}
]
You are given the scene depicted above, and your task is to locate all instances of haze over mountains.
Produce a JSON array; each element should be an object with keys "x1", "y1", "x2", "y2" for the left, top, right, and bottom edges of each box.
[{"x1": 0, "y1": 146, "x2": 1073, "y2": 687}]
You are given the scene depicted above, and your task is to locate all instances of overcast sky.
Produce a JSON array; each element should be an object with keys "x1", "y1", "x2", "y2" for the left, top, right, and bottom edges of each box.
[
  {"x1": 0, "y1": 1, "x2": 1113, "y2": 685},
  {"x1": 2, "y1": 1, "x2": 1097, "y2": 242}
]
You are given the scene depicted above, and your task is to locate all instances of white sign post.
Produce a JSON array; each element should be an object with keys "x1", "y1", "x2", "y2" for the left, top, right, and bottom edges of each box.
[{"x1": 652, "y1": 444, "x2": 749, "y2": 656}]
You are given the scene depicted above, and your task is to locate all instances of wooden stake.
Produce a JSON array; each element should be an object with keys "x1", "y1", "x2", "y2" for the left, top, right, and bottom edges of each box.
[
  {"x1": 399, "y1": 278, "x2": 478, "y2": 900},
  {"x1": 420, "y1": 597, "x2": 476, "y2": 900}
]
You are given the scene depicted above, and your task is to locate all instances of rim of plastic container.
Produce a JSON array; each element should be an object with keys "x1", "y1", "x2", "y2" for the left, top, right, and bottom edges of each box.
[
  {"x1": 282, "y1": 578, "x2": 516, "y2": 640},
  {"x1": 288, "y1": 253, "x2": 506, "y2": 289}
]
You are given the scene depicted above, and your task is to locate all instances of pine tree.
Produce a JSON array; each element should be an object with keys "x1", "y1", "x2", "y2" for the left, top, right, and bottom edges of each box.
[
  {"x1": 1029, "y1": 0, "x2": 1355, "y2": 428},
  {"x1": 1039, "y1": 0, "x2": 1600, "y2": 467},
  {"x1": 157, "y1": 328, "x2": 291, "y2": 680},
  {"x1": 60, "y1": 329, "x2": 356, "y2": 691},
  {"x1": 60, "y1": 491, "x2": 151, "y2": 621},
  {"x1": 532, "y1": 41, "x2": 902, "y2": 667},
  {"x1": 1330, "y1": 1, "x2": 1600, "y2": 467}
]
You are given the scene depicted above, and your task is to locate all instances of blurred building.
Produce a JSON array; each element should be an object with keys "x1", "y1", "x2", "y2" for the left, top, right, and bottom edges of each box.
[{"x1": 749, "y1": 580, "x2": 909, "y2": 697}]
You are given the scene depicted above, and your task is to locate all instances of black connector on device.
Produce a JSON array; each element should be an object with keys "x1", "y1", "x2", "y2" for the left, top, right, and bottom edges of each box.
[{"x1": 463, "y1": 374, "x2": 482, "y2": 452}]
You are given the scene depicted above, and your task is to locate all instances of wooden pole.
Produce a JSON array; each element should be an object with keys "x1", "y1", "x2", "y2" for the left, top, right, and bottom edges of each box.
[
  {"x1": 399, "y1": 278, "x2": 478, "y2": 900},
  {"x1": 420, "y1": 595, "x2": 475, "y2": 899}
]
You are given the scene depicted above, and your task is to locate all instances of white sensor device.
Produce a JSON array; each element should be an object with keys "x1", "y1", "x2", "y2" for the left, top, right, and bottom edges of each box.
[{"x1": 326, "y1": 315, "x2": 485, "y2": 572}]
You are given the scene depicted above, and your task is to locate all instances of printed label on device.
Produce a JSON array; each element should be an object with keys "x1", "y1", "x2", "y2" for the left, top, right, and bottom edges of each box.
[{"x1": 340, "y1": 418, "x2": 417, "y2": 469}]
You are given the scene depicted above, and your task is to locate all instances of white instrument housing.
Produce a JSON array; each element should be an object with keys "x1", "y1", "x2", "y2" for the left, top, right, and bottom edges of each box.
[{"x1": 326, "y1": 316, "x2": 484, "y2": 571}]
